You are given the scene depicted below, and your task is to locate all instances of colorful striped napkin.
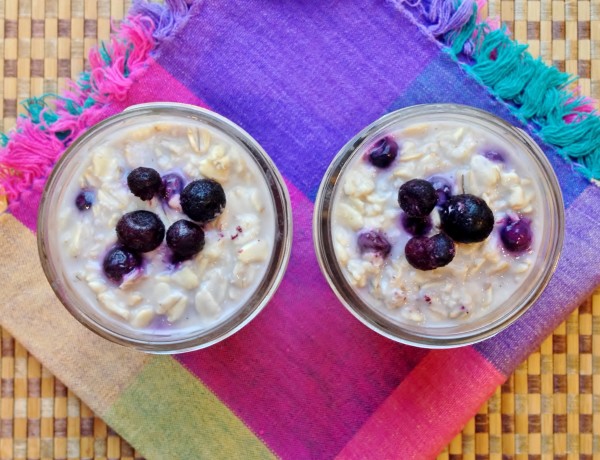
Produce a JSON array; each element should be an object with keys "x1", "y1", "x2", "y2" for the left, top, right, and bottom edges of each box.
[{"x1": 1, "y1": 0, "x2": 599, "y2": 458}]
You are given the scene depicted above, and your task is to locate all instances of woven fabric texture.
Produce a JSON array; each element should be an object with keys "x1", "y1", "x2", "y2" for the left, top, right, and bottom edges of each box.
[{"x1": 0, "y1": 0, "x2": 599, "y2": 459}]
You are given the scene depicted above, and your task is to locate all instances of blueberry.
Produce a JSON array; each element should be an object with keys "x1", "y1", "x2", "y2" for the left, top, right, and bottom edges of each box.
[
  {"x1": 401, "y1": 213, "x2": 432, "y2": 237},
  {"x1": 398, "y1": 179, "x2": 437, "y2": 217},
  {"x1": 404, "y1": 233, "x2": 456, "y2": 271},
  {"x1": 500, "y1": 216, "x2": 533, "y2": 253},
  {"x1": 428, "y1": 233, "x2": 456, "y2": 267},
  {"x1": 483, "y1": 150, "x2": 505, "y2": 163},
  {"x1": 440, "y1": 194, "x2": 494, "y2": 243},
  {"x1": 75, "y1": 189, "x2": 95, "y2": 211},
  {"x1": 160, "y1": 173, "x2": 184, "y2": 201},
  {"x1": 127, "y1": 167, "x2": 162, "y2": 201},
  {"x1": 427, "y1": 175, "x2": 453, "y2": 206},
  {"x1": 166, "y1": 220, "x2": 205, "y2": 261},
  {"x1": 180, "y1": 179, "x2": 226, "y2": 223},
  {"x1": 102, "y1": 246, "x2": 141, "y2": 283},
  {"x1": 357, "y1": 230, "x2": 392, "y2": 258},
  {"x1": 367, "y1": 137, "x2": 398, "y2": 168},
  {"x1": 116, "y1": 210, "x2": 165, "y2": 252}
]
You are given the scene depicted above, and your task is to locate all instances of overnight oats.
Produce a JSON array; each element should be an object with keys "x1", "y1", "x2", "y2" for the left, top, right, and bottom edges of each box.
[
  {"x1": 314, "y1": 104, "x2": 563, "y2": 348},
  {"x1": 38, "y1": 103, "x2": 292, "y2": 352}
]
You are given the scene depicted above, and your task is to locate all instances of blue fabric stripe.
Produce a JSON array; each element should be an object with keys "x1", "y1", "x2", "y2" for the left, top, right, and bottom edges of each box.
[{"x1": 474, "y1": 184, "x2": 600, "y2": 375}]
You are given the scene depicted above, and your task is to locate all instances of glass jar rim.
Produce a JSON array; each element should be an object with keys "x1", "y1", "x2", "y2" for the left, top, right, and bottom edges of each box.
[
  {"x1": 38, "y1": 103, "x2": 293, "y2": 353},
  {"x1": 313, "y1": 103, "x2": 564, "y2": 348}
]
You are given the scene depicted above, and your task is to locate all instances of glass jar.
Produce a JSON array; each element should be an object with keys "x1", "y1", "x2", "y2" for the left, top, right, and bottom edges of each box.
[
  {"x1": 38, "y1": 103, "x2": 293, "y2": 353},
  {"x1": 313, "y1": 104, "x2": 564, "y2": 348}
]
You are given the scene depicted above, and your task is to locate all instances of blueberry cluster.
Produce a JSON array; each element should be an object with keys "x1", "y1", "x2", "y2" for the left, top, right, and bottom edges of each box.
[
  {"x1": 361, "y1": 136, "x2": 534, "y2": 264},
  {"x1": 76, "y1": 166, "x2": 226, "y2": 284},
  {"x1": 397, "y1": 178, "x2": 495, "y2": 271}
]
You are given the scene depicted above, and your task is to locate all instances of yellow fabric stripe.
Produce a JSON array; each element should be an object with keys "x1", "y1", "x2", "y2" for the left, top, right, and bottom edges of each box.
[
  {"x1": 0, "y1": 214, "x2": 151, "y2": 412},
  {"x1": 105, "y1": 356, "x2": 276, "y2": 460}
]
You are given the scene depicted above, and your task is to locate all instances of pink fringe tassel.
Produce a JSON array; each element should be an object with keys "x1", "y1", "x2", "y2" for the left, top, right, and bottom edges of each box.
[
  {"x1": 564, "y1": 94, "x2": 597, "y2": 123},
  {"x1": 474, "y1": 0, "x2": 502, "y2": 32},
  {"x1": 0, "y1": 15, "x2": 155, "y2": 203}
]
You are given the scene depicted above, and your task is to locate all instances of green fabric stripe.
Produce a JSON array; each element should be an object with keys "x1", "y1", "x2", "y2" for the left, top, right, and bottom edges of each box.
[{"x1": 105, "y1": 356, "x2": 276, "y2": 460}]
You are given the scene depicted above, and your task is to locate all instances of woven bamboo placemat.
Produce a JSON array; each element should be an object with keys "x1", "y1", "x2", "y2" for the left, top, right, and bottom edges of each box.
[{"x1": 0, "y1": 0, "x2": 599, "y2": 458}]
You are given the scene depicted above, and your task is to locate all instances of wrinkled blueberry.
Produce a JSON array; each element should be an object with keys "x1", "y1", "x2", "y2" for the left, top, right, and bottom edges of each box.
[
  {"x1": 102, "y1": 246, "x2": 141, "y2": 283},
  {"x1": 401, "y1": 213, "x2": 432, "y2": 237},
  {"x1": 127, "y1": 167, "x2": 162, "y2": 201},
  {"x1": 367, "y1": 137, "x2": 398, "y2": 168},
  {"x1": 398, "y1": 179, "x2": 437, "y2": 217},
  {"x1": 357, "y1": 230, "x2": 392, "y2": 258},
  {"x1": 500, "y1": 216, "x2": 533, "y2": 253},
  {"x1": 180, "y1": 179, "x2": 226, "y2": 223},
  {"x1": 483, "y1": 150, "x2": 505, "y2": 163},
  {"x1": 440, "y1": 194, "x2": 494, "y2": 243},
  {"x1": 160, "y1": 173, "x2": 184, "y2": 202},
  {"x1": 166, "y1": 220, "x2": 205, "y2": 261},
  {"x1": 116, "y1": 210, "x2": 165, "y2": 252},
  {"x1": 405, "y1": 233, "x2": 456, "y2": 271},
  {"x1": 427, "y1": 175, "x2": 453, "y2": 206},
  {"x1": 75, "y1": 189, "x2": 95, "y2": 211}
]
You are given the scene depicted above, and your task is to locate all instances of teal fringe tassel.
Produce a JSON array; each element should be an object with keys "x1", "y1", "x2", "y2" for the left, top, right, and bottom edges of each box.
[
  {"x1": 22, "y1": 97, "x2": 60, "y2": 127},
  {"x1": 442, "y1": 13, "x2": 600, "y2": 179},
  {"x1": 3, "y1": 23, "x2": 113, "y2": 137},
  {"x1": 2, "y1": 24, "x2": 129, "y2": 145}
]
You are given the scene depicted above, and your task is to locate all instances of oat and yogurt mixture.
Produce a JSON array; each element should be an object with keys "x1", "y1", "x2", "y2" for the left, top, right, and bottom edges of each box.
[
  {"x1": 332, "y1": 121, "x2": 541, "y2": 326},
  {"x1": 56, "y1": 120, "x2": 275, "y2": 332}
]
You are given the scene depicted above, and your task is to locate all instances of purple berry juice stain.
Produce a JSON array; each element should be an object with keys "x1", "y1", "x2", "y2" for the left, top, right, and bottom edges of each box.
[
  {"x1": 483, "y1": 150, "x2": 505, "y2": 163},
  {"x1": 160, "y1": 172, "x2": 185, "y2": 202},
  {"x1": 149, "y1": 315, "x2": 173, "y2": 331},
  {"x1": 357, "y1": 231, "x2": 392, "y2": 258},
  {"x1": 427, "y1": 175, "x2": 453, "y2": 206}
]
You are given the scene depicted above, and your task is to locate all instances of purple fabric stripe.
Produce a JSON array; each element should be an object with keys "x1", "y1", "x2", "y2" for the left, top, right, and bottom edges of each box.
[
  {"x1": 154, "y1": 0, "x2": 440, "y2": 199},
  {"x1": 475, "y1": 184, "x2": 600, "y2": 374}
]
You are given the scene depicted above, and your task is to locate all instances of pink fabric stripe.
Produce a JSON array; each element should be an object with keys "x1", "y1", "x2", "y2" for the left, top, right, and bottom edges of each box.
[
  {"x1": 111, "y1": 57, "x2": 208, "y2": 110},
  {"x1": 176, "y1": 181, "x2": 429, "y2": 459},
  {"x1": 336, "y1": 347, "x2": 505, "y2": 460}
]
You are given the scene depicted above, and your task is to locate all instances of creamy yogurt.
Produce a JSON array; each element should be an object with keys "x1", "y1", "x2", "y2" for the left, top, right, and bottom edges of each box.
[
  {"x1": 331, "y1": 120, "x2": 542, "y2": 326},
  {"x1": 54, "y1": 118, "x2": 276, "y2": 333}
]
